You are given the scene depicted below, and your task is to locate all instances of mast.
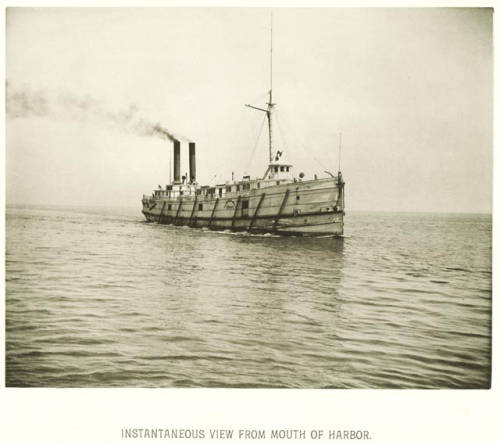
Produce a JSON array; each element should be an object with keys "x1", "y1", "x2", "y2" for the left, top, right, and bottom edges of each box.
[
  {"x1": 338, "y1": 132, "x2": 342, "y2": 172},
  {"x1": 246, "y1": 12, "x2": 275, "y2": 163},
  {"x1": 268, "y1": 12, "x2": 274, "y2": 162}
]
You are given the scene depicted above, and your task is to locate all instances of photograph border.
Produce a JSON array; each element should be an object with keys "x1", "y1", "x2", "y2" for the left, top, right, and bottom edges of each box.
[{"x1": 1, "y1": 1, "x2": 498, "y2": 443}]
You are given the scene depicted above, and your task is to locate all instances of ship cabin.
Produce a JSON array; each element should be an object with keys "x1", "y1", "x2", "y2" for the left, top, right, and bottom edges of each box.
[
  {"x1": 147, "y1": 160, "x2": 296, "y2": 204},
  {"x1": 263, "y1": 161, "x2": 293, "y2": 182}
]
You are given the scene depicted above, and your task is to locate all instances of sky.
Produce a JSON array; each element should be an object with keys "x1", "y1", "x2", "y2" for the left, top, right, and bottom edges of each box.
[{"x1": 5, "y1": 7, "x2": 493, "y2": 212}]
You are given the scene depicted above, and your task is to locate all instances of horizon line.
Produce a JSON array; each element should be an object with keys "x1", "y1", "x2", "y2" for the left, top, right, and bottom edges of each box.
[{"x1": 4, "y1": 202, "x2": 493, "y2": 216}]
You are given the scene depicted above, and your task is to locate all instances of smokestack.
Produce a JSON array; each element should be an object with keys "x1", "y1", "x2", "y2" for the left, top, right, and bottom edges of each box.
[
  {"x1": 189, "y1": 142, "x2": 196, "y2": 183},
  {"x1": 173, "y1": 139, "x2": 181, "y2": 183}
]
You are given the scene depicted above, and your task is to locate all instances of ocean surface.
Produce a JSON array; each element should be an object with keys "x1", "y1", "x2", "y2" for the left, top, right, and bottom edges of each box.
[{"x1": 5, "y1": 205, "x2": 492, "y2": 388}]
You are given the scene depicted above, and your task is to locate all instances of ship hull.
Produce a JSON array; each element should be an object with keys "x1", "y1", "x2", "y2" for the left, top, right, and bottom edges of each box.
[
  {"x1": 142, "y1": 177, "x2": 344, "y2": 237},
  {"x1": 142, "y1": 210, "x2": 343, "y2": 236}
]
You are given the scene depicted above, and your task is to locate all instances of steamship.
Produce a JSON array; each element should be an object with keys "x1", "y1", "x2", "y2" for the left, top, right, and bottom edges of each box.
[
  {"x1": 141, "y1": 25, "x2": 345, "y2": 236},
  {"x1": 141, "y1": 103, "x2": 345, "y2": 237}
]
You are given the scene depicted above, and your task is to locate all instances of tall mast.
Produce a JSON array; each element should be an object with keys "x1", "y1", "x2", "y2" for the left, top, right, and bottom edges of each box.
[
  {"x1": 270, "y1": 11, "x2": 273, "y2": 95},
  {"x1": 246, "y1": 11, "x2": 275, "y2": 163},
  {"x1": 267, "y1": 11, "x2": 274, "y2": 162},
  {"x1": 338, "y1": 132, "x2": 342, "y2": 172}
]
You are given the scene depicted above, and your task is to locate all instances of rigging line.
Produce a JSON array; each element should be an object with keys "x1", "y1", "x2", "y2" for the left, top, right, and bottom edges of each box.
[
  {"x1": 244, "y1": 113, "x2": 267, "y2": 174},
  {"x1": 275, "y1": 111, "x2": 331, "y2": 172},
  {"x1": 310, "y1": 151, "x2": 328, "y2": 171}
]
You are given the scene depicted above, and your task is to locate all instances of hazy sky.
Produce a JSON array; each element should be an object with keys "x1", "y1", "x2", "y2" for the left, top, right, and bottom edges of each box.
[{"x1": 5, "y1": 7, "x2": 492, "y2": 212}]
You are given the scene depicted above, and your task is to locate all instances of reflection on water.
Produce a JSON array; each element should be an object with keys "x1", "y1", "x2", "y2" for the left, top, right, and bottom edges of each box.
[{"x1": 6, "y1": 206, "x2": 491, "y2": 388}]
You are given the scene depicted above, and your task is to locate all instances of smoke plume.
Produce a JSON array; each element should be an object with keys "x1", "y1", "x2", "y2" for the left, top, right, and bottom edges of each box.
[{"x1": 6, "y1": 84, "x2": 187, "y2": 143}]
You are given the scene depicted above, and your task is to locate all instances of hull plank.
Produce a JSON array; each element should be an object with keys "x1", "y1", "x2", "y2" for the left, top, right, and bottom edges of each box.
[
  {"x1": 159, "y1": 201, "x2": 166, "y2": 224},
  {"x1": 249, "y1": 192, "x2": 266, "y2": 232},
  {"x1": 231, "y1": 196, "x2": 241, "y2": 229},
  {"x1": 209, "y1": 198, "x2": 219, "y2": 228},
  {"x1": 173, "y1": 198, "x2": 183, "y2": 225},
  {"x1": 273, "y1": 189, "x2": 290, "y2": 232}
]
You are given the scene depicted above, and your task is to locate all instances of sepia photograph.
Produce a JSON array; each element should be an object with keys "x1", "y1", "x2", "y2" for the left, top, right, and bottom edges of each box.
[{"x1": 2, "y1": 4, "x2": 497, "y2": 443}]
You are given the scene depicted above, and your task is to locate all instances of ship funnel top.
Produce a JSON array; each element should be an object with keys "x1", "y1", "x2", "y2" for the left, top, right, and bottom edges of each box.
[
  {"x1": 173, "y1": 139, "x2": 181, "y2": 184},
  {"x1": 189, "y1": 142, "x2": 196, "y2": 184}
]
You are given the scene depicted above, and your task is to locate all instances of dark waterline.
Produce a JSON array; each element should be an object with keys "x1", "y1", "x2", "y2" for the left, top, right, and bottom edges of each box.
[{"x1": 5, "y1": 205, "x2": 492, "y2": 388}]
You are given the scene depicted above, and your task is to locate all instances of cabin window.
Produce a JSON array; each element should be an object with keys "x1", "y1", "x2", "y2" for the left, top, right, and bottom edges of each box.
[
  {"x1": 180, "y1": 191, "x2": 184, "y2": 196},
  {"x1": 276, "y1": 181, "x2": 280, "y2": 186},
  {"x1": 168, "y1": 204, "x2": 172, "y2": 210},
  {"x1": 296, "y1": 195, "x2": 300, "y2": 201},
  {"x1": 274, "y1": 167, "x2": 278, "y2": 172},
  {"x1": 257, "y1": 182, "x2": 260, "y2": 189},
  {"x1": 286, "y1": 167, "x2": 290, "y2": 172},
  {"x1": 237, "y1": 185, "x2": 240, "y2": 191},
  {"x1": 226, "y1": 186, "x2": 231, "y2": 193},
  {"x1": 280, "y1": 166, "x2": 285, "y2": 172},
  {"x1": 198, "y1": 203, "x2": 203, "y2": 211},
  {"x1": 242, "y1": 200, "x2": 249, "y2": 210},
  {"x1": 219, "y1": 188, "x2": 223, "y2": 197}
]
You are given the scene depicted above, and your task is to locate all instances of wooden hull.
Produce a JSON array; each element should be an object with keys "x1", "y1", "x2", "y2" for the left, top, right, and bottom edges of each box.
[{"x1": 142, "y1": 177, "x2": 344, "y2": 237}]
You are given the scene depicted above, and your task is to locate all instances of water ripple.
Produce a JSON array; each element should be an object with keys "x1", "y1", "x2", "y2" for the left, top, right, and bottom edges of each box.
[{"x1": 5, "y1": 206, "x2": 491, "y2": 388}]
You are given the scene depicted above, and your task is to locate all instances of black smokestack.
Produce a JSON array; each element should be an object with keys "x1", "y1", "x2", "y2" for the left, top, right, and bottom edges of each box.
[
  {"x1": 189, "y1": 142, "x2": 196, "y2": 183},
  {"x1": 173, "y1": 139, "x2": 181, "y2": 183}
]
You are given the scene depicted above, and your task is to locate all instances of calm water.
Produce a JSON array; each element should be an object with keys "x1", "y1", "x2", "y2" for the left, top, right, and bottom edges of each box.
[{"x1": 5, "y1": 205, "x2": 491, "y2": 388}]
